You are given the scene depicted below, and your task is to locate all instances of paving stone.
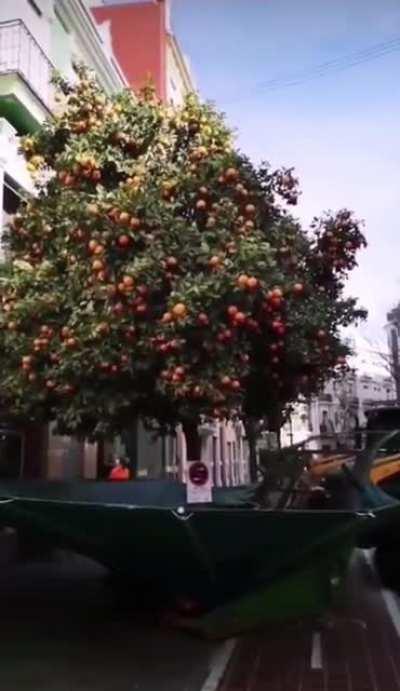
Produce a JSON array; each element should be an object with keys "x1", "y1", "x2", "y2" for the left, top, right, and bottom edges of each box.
[{"x1": 220, "y1": 551, "x2": 400, "y2": 691}]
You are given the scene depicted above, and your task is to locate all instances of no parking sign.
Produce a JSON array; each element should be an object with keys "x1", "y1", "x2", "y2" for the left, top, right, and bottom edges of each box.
[{"x1": 186, "y1": 461, "x2": 212, "y2": 503}]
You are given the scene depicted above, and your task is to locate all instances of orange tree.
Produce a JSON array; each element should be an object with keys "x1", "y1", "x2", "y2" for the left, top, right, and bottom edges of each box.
[{"x1": 0, "y1": 66, "x2": 366, "y2": 465}]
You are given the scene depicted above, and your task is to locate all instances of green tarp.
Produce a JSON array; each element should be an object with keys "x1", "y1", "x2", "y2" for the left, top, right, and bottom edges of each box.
[{"x1": 0, "y1": 479, "x2": 398, "y2": 637}]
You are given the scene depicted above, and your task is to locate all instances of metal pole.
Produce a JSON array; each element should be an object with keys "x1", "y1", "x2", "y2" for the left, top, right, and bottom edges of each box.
[
  {"x1": 389, "y1": 326, "x2": 400, "y2": 405},
  {"x1": 289, "y1": 412, "x2": 293, "y2": 446},
  {"x1": 161, "y1": 434, "x2": 167, "y2": 477}
]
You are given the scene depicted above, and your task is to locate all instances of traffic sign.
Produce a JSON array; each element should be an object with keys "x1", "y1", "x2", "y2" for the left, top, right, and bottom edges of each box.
[{"x1": 186, "y1": 460, "x2": 212, "y2": 503}]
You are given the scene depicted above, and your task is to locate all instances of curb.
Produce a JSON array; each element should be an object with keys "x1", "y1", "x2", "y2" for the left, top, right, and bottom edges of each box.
[{"x1": 200, "y1": 639, "x2": 237, "y2": 691}]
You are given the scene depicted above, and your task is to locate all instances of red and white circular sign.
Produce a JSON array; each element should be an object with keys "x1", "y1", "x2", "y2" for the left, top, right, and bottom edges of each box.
[{"x1": 188, "y1": 461, "x2": 209, "y2": 486}]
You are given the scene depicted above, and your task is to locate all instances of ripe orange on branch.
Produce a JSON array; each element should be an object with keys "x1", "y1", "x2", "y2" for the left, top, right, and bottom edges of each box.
[
  {"x1": 224, "y1": 167, "x2": 239, "y2": 183},
  {"x1": 172, "y1": 303, "x2": 187, "y2": 320},
  {"x1": 117, "y1": 234, "x2": 131, "y2": 248},
  {"x1": 237, "y1": 274, "x2": 248, "y2": 289},
  {"x1": 92, "y1": 259, "x2": 104, "y2": 272}
]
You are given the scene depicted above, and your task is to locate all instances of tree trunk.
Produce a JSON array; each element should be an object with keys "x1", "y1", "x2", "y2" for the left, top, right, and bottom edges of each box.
[
  {"x1": 97, "y1": 440, "x2": 107, "y2": 479},
  {"x1": 244, "y1": 418, "x2": 259, "y2": 484},
  {"x1": 275, "y1": 425, "x2": 282, "y2": 450},
  {"x1": 121, "y1": 418, "x2": 139, "y2": 477},
  {"x1": 182, "y1": 420, "x2": 201, "y2": 461},
  {"x1": 269, "y1": 408, "x2": 283, "y2": 450}
]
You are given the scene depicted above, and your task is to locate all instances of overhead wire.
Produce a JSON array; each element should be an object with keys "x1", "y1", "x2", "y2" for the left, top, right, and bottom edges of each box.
[{"x1": 224, "y1": 36, "x2": 400, "y2": 104}]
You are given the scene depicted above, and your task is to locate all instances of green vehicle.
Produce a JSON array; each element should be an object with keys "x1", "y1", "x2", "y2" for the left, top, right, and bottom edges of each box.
[
  {"x1": 366, "y1": 407, "x2": 400, "y2": 496},
  {"x1": 0, "y1": 435, "x2": 398, "y2": 639},
  {"x1": 361, "y1": 407, "x2": 400, "y2": 589}
]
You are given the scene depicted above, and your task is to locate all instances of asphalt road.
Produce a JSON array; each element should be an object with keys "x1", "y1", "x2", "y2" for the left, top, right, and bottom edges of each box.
[{"x1": 0, "y1": 551, "x2": 220, "y2": 691}]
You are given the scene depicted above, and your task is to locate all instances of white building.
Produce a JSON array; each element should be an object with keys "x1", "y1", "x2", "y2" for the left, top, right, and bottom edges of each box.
[
  {"x1": 0, "y1": 0, "x2": 127, "y2": 243},
  {"x1": 0, "y1": 0, "x2": 127, "y2": 480},
  {"x1": 282, "y1": 335, "x2": 397, "y2": 448},
  {"x1": 386, "y1": 304, "x2": 400, "y2": 404}
]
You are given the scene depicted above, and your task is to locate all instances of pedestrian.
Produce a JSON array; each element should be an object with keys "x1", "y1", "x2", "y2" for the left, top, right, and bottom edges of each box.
[
  {"x1": 108, "y1": 456, "x2": 131, "y2": 481},
  {"x1": 319, "y1": 410, "x2": 336, "y2": 452},
  {"x1": 354, "y1": 415, "x2": 363, "y2": 450}
]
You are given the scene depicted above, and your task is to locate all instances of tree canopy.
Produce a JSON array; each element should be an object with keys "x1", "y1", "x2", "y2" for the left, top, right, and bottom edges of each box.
[{"x1": 0, "y1": 66, "x2": 366, "y2": 439}]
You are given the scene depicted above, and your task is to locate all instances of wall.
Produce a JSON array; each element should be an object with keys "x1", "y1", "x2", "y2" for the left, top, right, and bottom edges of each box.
[
  {"x1": 51, "y1": 6, "x2": 75, "y2": 77},
  {"x1": 166, "y1": 36, "x2": 192, "y2": 105},
  {"x1": 45, "y1": 424, "x2": 84, "y2": 479},
  {"x1": 282, "y1": 371, "x2": 396, "y2": 448},
  {"x1": 23, "y1": 423, "x2": 48, "y2": 477},
  {"x1": 357, "y1": 374, "x2": 395, "y2": 424},
  {"x1": 0, "y1": 0, "x2": 53, "y2": 55},
  {"x1": 386, "y1": 311, "x2": 400, "y2": 404},
  {"x1": 136, "y1": 420, "x2": 164, "y2": 478},
  {"x1": 0, "y1": 0, "x2": 126, "y2": 123},
  {"x1": 92, "y1": 1, "x2": 167, "y2": 99},
  {"x1": 0, "y1": 118, "x2": 34, "y2": 259},
  {"x1": 0, "y1": 118, "x2": 35, "y2": 192}
]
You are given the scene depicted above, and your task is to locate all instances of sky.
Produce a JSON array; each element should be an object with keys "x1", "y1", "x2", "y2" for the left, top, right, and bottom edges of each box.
[{"x1": 172, "y1": 0, "x2": 400, "y2": 348}]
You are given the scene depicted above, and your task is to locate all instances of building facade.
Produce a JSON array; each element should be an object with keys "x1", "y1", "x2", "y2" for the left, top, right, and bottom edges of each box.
[
  {"x1": 0, "y1": 2, "x2": 248, "y2": 487},
  {"x1": 0, "y1": 0, "x2": 127, "y2": 248},
  {"x1": 282, "y1": 370, "x2": 396, "y2": 448},
  {"x1": 90, "y1": 0, "x2": 195, "y2": 104},
  {"x1": 0, "y1": 0, "x2": 126, "y2": 480},
  {"x1": 386, "y1": 304, "x2": 400, "y2": 404}
]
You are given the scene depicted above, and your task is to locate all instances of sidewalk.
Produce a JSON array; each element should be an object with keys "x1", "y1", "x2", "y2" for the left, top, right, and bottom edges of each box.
[{"x1": 219, "y1": 550, "x2": 400, "y2": 691}]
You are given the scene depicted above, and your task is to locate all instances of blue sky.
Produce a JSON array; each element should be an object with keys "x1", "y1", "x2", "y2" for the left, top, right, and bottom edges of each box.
[{"x1": 172, "y1": 0, "x2": 400, "y2": 344}]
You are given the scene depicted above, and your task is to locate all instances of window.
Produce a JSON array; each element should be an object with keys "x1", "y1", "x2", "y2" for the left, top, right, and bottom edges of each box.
[
  {"x1": 27, "y1": 0, "x2": 42, "y2": 16},
  {"x1": 1, "y1": 181, "x2": 20, "y2": 257},
  {"x1": 299, "y1": 413, "x2": 309, "y2": 431},
  {"x1": 3, "y1": 181, "x2": 21, "y2": 216},
  {"x1": 0, "y1": 430, "x2": 23, "y2": 479},
  {"x1": 2, "y1": 176, "x2": 24, "y2": 234},
  {"x1": 54, "y1": 7, "x2": 70, "y2": 34}
]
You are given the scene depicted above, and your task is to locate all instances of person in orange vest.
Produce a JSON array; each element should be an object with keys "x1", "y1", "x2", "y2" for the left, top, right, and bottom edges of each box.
[{"x1": 108, "y1": 456, "x2": 131, "y2": 481}]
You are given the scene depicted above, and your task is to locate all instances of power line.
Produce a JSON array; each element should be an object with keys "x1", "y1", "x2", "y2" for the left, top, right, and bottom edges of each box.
[
  {"x1": 256, "y1": 37, "x2": 400, "y2": 88},
  {"x1": 224, "y1": 36, "x2": 400, "y2": 104}
]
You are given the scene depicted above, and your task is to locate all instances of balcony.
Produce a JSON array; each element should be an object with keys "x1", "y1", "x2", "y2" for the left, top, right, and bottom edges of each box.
[
  {"x1": 0, "y1": 20, "x2": 54, "y2": 133},
  {"x1": 0, "y1": 117, "x2": 35, "y2": 193}
]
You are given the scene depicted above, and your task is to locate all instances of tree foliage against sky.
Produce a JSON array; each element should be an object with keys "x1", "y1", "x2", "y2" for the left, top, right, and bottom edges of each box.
[{"x1": 0, "y1": 66, "x2": 366, "y2": 439}]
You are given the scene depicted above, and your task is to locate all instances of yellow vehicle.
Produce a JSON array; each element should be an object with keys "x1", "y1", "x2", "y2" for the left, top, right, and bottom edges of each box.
[{"x1": 308, "y1": 407, "x2": 400, "y2": 493}]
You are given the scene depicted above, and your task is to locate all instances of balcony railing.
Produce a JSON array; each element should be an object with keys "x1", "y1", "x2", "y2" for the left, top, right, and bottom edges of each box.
[{"x1": 0, "y1": 19, "x2": 54, "y2": 112}]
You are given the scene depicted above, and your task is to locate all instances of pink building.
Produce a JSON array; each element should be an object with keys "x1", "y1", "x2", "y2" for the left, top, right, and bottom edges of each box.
[{"x1": 90, "y1": 0, "x2": 194, "y2": 104}]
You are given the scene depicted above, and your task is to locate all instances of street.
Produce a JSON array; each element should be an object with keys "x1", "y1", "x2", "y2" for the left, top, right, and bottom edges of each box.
[
  {"x1": 2, "y1": 546, "x2": 400, "y2": 690},
  {"x1": 0, "y1": 551, "x2": 220, "y2": 691}
]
